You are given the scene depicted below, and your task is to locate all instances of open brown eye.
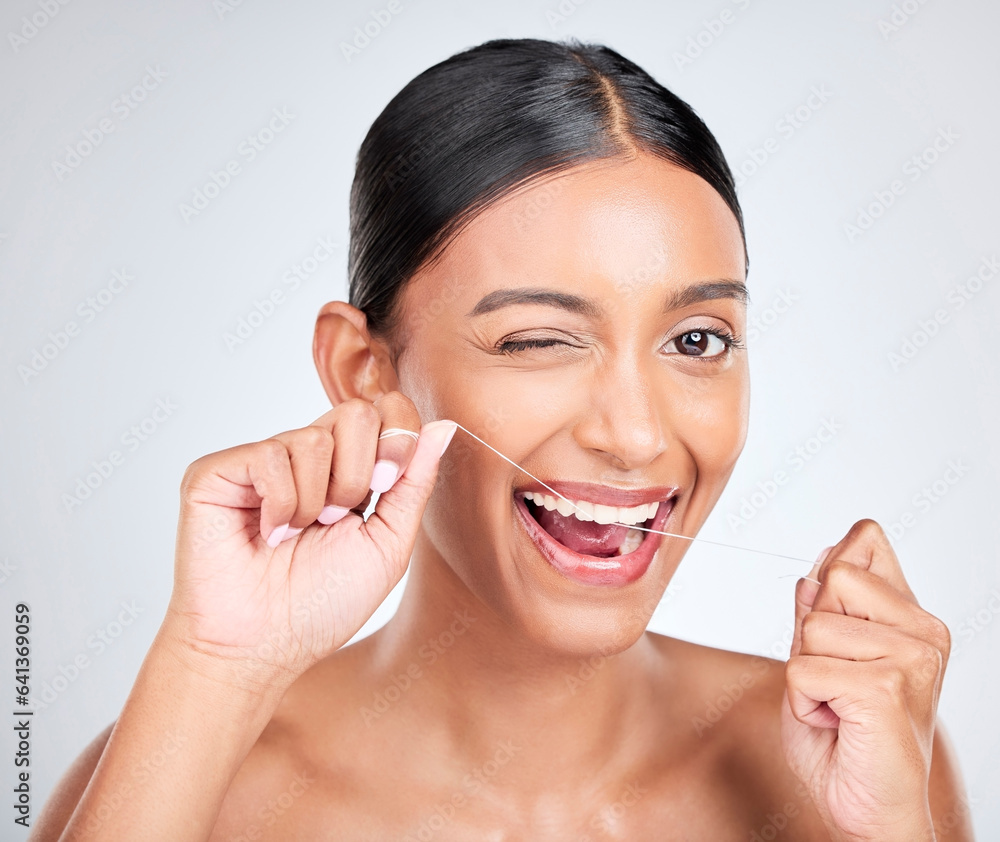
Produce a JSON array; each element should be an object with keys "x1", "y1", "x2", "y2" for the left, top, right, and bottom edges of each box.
[
  {"x1": 667, "y1": 330, "x2": 730, "y2": 357},
  {"x1": 679, "y1": 331, "x2": 710, "y2": 355}
]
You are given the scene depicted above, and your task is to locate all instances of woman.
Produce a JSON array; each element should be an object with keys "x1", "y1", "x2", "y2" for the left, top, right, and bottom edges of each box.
[{"x1": 33, "y1": 38, "x2": 972, "y2": 840}]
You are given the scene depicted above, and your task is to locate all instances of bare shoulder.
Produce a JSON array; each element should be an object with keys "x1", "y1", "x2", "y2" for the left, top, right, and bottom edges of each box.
[
  {"x1": 644, "y1": 632, "x2": 832, "y2": 839},
  {"x1": 31, "y1": 642, "x2": 368, "y2": 842},
  {"x1": 29, "y1": 720, "x2": 116, "y2": 842},
  {"x1": 644, "y1": 633, "x2": 974, "y2": 839},
  {"x1": 208, "y1": 636, "x2": 379, "y2": 840},
  {"x1": 645, "y1": 629, "x2": 789, "y2": 743},
  {"x1": 208, "y1": 701, "x2": 323, "y2": 841}
]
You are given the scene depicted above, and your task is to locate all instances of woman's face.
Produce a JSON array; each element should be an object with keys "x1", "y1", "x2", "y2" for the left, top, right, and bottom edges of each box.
[{"x1": 392, "y1": 152, "x2": 749, "y2": 655}]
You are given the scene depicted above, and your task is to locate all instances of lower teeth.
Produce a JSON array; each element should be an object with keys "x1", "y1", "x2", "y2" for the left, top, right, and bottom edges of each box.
[{"x1": 616, "y1": 527, "x2": 644, "y2": 556}]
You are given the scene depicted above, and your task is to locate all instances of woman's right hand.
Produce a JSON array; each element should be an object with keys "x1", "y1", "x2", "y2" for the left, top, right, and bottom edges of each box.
[{"x1": 162, "y1": 391, "x2": 457, "y2": 689}]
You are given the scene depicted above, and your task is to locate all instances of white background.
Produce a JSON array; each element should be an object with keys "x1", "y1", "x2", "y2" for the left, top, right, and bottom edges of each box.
[{"x1": 2, "y1": 0, "x2": 997, "y2": 836}]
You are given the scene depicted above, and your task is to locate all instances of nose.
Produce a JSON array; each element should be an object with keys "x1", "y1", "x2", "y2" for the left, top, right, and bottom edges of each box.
[{"x1": 572, "y1": 352, "x2": 669, "y2": 471}]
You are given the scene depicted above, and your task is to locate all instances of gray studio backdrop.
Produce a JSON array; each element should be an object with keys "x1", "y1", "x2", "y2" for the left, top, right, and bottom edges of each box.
[{"x1": 2, "y1": 0, "x2": 998, "y2": 835}]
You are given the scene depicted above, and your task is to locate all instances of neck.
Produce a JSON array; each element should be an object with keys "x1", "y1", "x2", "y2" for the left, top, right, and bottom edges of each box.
[{"x1": 367, "y1": 531, "x2": 673, "y2": 789}]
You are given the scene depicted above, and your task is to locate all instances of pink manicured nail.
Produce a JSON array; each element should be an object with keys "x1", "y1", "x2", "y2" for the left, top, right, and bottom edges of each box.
[
  {"x1": 282, "y1": 526, "x2": 304, "y2": 542},
  {"x1": 369, "y1": 460, "x2": 400, "y2": 493},
  {"x1": 318, "y1": 505, "x2": 350, "y2": 525},
  {"x1": 438, "y1": 423, "x2": 458, "y2": 456},
  {"x1": 420, "y1": 420, "x2": 458, "y2": 457},
  {"x1": 817, "y1": 545, "x2": 834, "y2": 564},
  {"x1": 267, "y1": 523, "x2": 289, "y2": 547}
]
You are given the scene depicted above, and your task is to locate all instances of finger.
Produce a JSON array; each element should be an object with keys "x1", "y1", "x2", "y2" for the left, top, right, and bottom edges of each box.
[
  {"x1": 317, "y1": 398, "x2": 382, "y2": 524},
  {"x1": 184, "y1": 439, "x2": 300, "y2": 548},
  {"x1": 786, "y1": 654, "x2": 867, "y2": 729},
  {"x1": 800, "y1": 610, "x2": 915, "y2": 661},
  {"x1": 785, "y1": 654, "x2": 925, "y2": 731},
  {"x1": 799, "y1": 611, "x2": 946, "y2": 705},
  {"x1": 788, "y1": 546, "x2": 832, "y2": 659},
  {"x1": 269, "y1": 425, "x2": 335, "y2": 530},
  {"x1": 363, "y1": 419, "x2": 458, "y2": 567},
  {"x1": 812, "y1": 561, "x2": 944, "y2": 646},
  {"x1": 820, "y1": 518, "x2": 914, "y2": 599},
  {"x1": 368, "y1": 390, "x2": 422, "y2": 494}
]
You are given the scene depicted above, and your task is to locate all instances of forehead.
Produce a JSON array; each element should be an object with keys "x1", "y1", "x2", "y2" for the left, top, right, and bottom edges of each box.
[{"x1": 407, "y1": 152, "x2": 746, "y2": 308}]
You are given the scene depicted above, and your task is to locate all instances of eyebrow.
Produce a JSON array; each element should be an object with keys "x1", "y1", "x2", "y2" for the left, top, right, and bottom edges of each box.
[{"x1": 466, "y1": 280, "x2": 749, "y2": 318}]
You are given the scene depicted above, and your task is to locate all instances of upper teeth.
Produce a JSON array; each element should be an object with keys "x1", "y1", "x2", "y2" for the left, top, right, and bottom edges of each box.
[{"x1": 522, "y1": 492, "x2": 658, "y2": 526}]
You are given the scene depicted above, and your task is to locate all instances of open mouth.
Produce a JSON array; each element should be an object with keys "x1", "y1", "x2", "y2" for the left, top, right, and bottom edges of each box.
[
  {"x1": 523, "y1": 493, "x2": 658, "y2": 557},
  {"x1": 513, "y1": 485, "x2": 678, "y2": 586}
]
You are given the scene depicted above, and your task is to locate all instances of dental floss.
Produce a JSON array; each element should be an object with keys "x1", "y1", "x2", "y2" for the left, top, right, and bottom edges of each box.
[
  {"x1": 378, "y1": 424, "x2": 815, "y2": 567},
  {"x1": 379, "y1": 428, "x2": 421, "y2": 442}
]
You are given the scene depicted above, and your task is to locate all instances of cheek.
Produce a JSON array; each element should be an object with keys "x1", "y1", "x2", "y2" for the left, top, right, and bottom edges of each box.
[{"x1": 671, "y1": 372, "x2": 749, "y2": 478}]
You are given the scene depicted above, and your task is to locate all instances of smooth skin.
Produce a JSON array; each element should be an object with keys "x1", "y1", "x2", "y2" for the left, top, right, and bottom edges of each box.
[{"x1": 32, "y1": 152, "x2": 973, "y2": 841}]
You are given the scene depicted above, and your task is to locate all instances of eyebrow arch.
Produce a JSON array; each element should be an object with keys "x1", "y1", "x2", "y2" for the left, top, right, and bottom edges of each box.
[
  {"x1": 663, "y1": 280, "x2": 750, "y2": 311},
  {"x1": 466, "y1": 280, "x2": 749, "y2": 318}
]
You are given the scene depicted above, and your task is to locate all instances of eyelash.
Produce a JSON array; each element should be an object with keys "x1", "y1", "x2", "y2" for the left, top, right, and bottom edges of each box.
[
  {"x1": 495, "y1": 327, "x2": 745, "y2": 358},
  {"x1": 671, "y1": 326, "x2": 746, "y2": 356},
  {"x1": 496, "y1": 337, "x2": 570, "y2": 354}
]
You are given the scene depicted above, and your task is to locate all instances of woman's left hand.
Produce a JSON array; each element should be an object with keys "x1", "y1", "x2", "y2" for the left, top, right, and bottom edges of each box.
[{"x1": 781, "y1": 518, "x2": 952, "y2": 841}]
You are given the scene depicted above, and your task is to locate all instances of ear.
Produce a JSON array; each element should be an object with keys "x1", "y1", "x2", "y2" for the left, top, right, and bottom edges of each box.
[{"x1": 312, "y1": 301, "x2": 399, "y2": 404}]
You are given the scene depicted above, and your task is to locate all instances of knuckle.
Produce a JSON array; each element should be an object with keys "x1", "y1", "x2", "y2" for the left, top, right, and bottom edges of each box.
[
  {"x1": 925, "y1": 615, "x2": 952, "y2": 654},
  {"x1": 257, "y1": 440, "x2": 295, "y2": 507},
  {"x1": 873, "y1": 664, "x2": 906, "y2": 697},
  {"x1": 799, "y1": 611, "x2": 821, "y2": 643},
  {"x1": 849, "y1": 517, "x2": 889, "y2": 546},
  {"x1": 179, "y1": 458, "x2": 207, "y2": 504},
  {"x1": 854, "y1": 517, "x2": 884, "y2": 536},
  {"x1": 374, "y1": 389, "x2": 414, "y2": 415},
  {"x1": 823, "y1": 559, "x2": 856, "y2": 588},
  {"x1": 784, "y1": 655, "x2": 807, "y2": 684},
  {"x1": 180, "y1": 455, "x2": 205, "y2": 489},
  {"x1": 340, "y1": 397, "x2": 380, "y2": 427},
  {"x1": 258, "y1": 437, "x2": 289, "y2": 469},
  {"x1": 297, "y1": 424, "x2": 333, "y2": 454},
  {"x1": 910, "y1": 640, "x2": 943, "y2": 678}
]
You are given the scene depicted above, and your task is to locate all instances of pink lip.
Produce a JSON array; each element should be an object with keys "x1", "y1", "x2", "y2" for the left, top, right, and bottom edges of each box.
[{"x1": 513, "y1": 492, "x2": 676, "y2": 587}]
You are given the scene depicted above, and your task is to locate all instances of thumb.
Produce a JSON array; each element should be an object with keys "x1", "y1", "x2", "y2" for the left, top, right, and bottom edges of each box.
[
  {"x1": 364, "y1": 420, "x2": 458, "y2": 561},
  {"x1": 788, "y1": 545, "x2": 833, "y2": 658}
]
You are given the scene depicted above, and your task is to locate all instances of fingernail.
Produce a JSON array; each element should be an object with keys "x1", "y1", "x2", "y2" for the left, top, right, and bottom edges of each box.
[
  {"x1": 419, "y1": 420, "x2": 459, "y2": 458},
  {"x1": 370, "y1": 460, "x2": 400, "y2": 493},
  {"x1": 267, "y1": 523, "x2": 289, "y2": 548},
  {"x1": 318, "y1": 505, "x2": 350, "y2": 525},
  {"x1": 798, "y1": 576, "x2": 820, "y2": 608},
  {"x1": 438, "y1": 423, "x2": 458, "y2": 456},
  {"x1": 282, "y1": 526, "x2": 304, "y2": 542},
  {"x1": 817, "y1": 545, "x2": 834, "y2": 564}
]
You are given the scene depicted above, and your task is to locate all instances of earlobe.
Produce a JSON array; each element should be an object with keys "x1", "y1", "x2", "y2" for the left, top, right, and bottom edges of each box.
[{"x1": 312, "y1": 301, "x2": 398, "y2": 405}]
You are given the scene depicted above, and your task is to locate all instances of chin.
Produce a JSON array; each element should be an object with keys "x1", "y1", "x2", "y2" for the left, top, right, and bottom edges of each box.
[
  {"x1": 491, "y1": 487, "x2": 688, "y2": 659},
  {"x1": 418, "y1": 473, "x2": 695, "y2": 658}
]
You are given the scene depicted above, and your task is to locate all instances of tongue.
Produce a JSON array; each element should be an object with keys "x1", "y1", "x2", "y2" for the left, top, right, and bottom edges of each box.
[{"x1": 533, "y1": 507, "x2": 628, "y2": 557}]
